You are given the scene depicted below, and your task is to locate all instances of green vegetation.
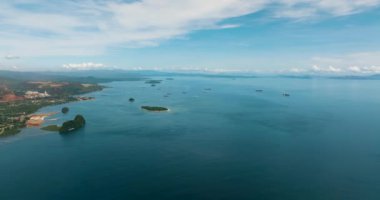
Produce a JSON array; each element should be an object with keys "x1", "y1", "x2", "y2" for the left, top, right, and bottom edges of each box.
[
  {"x1": 41, "y1": 125, "x2": 61, "y2": 132},
  {"x1": 59, "y1": 115, "x2": 86, "y2": 134},
  {"x1": 61, "y1": 107, "x2": 69, "y2": 114},
  {"x1": 41, "y1": 115, "x2": 86, "y2": 133},
  {"x1": 0, "y1": 75, "x2": 103, "y2": 137},
  {"x1": 141, "y1": 106, "x2": 169, "y2": 112},
  {"x1": 0, "y1": 127, "x2": 21, "y2": 137}
]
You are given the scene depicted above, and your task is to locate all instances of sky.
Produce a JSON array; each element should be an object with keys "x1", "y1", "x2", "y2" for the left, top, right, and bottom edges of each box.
[{"x1": 0, "y1": 0, "x2": 380, "y2": 74}]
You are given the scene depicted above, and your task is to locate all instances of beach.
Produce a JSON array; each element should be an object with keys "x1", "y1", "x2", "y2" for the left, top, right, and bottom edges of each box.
[{"x1": 26, "y1": 112, "x2": 58, "y2": 127}]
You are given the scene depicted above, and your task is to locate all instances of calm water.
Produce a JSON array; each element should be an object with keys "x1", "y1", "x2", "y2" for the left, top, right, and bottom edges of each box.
[{"x1": 1, "y1": 76, "x2": 380, "y2": 200}]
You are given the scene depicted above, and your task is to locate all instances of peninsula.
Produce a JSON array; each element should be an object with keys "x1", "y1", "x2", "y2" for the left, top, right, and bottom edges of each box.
[
  {"x1": 41, "y1": 115, "x2": 86, "y2": 134},
  {"x1": 0, "y1": 76, "x2": 103, "y2": 137}
]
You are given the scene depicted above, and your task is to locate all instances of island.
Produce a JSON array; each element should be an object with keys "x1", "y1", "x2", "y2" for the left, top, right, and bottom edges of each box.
[
  {"x1": 141, "y1": 106, "x2": 169, "y2": 112},
  {"x1": 62, "y1": 107, "x2": 69, "y2": 114},
  {"x1": 41, "y1": 115, "x2": 86, "y2": 133},
  {"x1": 145, "y1": 80, "x2": 162, "y2": 84},
  {"x1": 59, "y1": 115, "x2": 86, "y2": 134}
]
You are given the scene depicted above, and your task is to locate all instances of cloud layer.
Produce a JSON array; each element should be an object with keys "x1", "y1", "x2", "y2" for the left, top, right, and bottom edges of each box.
[
  {"x1": 4, "y1": 55, "x2": 20, "y2": 60},
  {"x1": 1, "y1": 0, "x2": 379, "y2": 57},
  {"x1": 285, "y1": 52, "x2": 380, "y2": 74},
  {"x1": 62, "y1": 62, "x2": 106, "y2": 70}
]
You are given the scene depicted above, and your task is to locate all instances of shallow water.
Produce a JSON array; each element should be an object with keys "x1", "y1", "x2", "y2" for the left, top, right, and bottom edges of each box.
[{"x1": 1, "y1": 76, "x2": 380, "y2": 200}]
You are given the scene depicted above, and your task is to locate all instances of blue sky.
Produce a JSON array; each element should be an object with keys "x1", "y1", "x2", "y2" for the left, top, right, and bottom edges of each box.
[{"x1": 1, "y1": 0, "x2": 380, "y2": 74}]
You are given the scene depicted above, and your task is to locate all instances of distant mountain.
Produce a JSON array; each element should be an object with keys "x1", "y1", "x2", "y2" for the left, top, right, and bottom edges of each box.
[
  {"x1": 0, "y1": 69, "x2": 257, "y2": 81},
  {"x1": 0, "y1": 70, "x2": 145, "y2": 83},
  {"x1": 332, "y1": 74, "x2": 380, "y2": 80},
  {"x1": 277, "y1": 74, "x2": 380, "y2": 80},
  {"x1": 2, "y1": 69, "x2": 380, "y2": 81},
  {"x1": 276, "y1": 75, "x2": 315, "y2": 79}
]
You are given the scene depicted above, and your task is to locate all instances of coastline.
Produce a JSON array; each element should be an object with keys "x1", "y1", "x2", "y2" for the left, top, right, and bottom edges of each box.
[
  {"x1": 0, "y1": 86, "x2": 104, "y2": 137},
  {"x1": 26, "y1": 112, "x2": 59, "y2": 127}
]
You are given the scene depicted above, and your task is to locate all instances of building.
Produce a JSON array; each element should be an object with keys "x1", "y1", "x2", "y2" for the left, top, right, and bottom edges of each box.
[{"x1": 24, "y1": 91, "x2": 50, "y2": 99}]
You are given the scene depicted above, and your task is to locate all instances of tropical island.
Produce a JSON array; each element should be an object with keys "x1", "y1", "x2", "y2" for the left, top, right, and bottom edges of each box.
[
  {"x1": 41, "y1": 115, "x2": 86, "y2": 134},
  {"x1": 141, "y1": 106, "x2": 169, "y2": 112},
  {"x1": 0, "y1": 75, "x2": 103, "y2": 137},
  {"x1": 62, "y1": 107, "x2": 69, "y2": 114}
]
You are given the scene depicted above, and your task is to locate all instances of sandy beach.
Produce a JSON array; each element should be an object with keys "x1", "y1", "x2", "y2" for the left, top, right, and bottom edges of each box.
[{"x1": 26, "y1": 112, "x2": 58, "y2": 127}]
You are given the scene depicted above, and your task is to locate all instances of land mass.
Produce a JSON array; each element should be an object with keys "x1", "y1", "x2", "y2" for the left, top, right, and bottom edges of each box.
[
  {"x1": 0, "y1": 74, "x2": 104, "y2": 137},
  {"x1": 41, "y1": 115, "x2": 86, "y2": 133},
  {"x1": 41, "y1": 125, "x2": 61, "y2": 132},
  {"x1": 59, "y1": 115, "x2": 86, "y2": 134},
  {"x1": 141, "y1": 106, "x2": 169, "y2": 112}
]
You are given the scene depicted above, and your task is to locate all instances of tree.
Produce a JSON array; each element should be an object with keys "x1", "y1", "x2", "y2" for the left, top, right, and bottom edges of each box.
[
  {"x1": 74, "y1": 115, "x2": 86, "y2": 126},
  {"x1": 59, "y1": 120, "x2": 76, "y2": 133},
  {"x1": 59, "y1": 115, "x2": 86, "y2": 134}
]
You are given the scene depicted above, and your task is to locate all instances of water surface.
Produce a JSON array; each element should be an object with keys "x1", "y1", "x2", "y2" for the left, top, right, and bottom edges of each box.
[{"x1": 1, "y1": 77, "x2": 380, "y2": 200}]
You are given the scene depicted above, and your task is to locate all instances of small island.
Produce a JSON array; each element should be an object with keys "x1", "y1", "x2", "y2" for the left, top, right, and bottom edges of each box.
[
  {"x1": 59, "y1": 115, "x2": 86, "y2": 134},
  {"x1": 141, "y1": 106, "x2": 169, "y2": 112},
  {"x1": 41, "y1": 115, "x2": 86, "y2": 134},
  {"x1": 61, "y1": 107, "x2": 69, "y2": 114},
  {"x1": 145, "y1": 80, "x2": 162, "y2": 84}
]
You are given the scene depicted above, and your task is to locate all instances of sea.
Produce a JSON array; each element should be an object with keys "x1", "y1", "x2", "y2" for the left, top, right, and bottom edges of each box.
[{"x1": 1, "y1": 76, "x2": 380, "y2": 200}]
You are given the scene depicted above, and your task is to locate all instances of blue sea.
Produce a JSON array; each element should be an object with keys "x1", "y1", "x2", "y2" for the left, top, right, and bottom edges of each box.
[{"x1": 1, "y1": 76, "x2": 380, "y2": 200}]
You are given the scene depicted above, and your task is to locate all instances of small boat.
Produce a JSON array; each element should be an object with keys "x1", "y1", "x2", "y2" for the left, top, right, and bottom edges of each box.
[
  {"x1": 283, "y1": 93, "x2": 290, "y2": 97},
  {"x1": 256, "y1": 89, "x2": 263, "y2": 92}
]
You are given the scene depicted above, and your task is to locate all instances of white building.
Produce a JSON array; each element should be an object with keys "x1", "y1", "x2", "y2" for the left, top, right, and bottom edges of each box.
[{"x1": 24, "y1": 91, "x2": 50, "y2": 99}]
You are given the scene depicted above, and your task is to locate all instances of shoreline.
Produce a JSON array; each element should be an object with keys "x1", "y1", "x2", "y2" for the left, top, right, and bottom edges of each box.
[
  {"x1": 26, "y1": 112, "x2": 59, "y2": 127},
  {"x1": 0, "y1": 87, "x2": 104, "y2": 137}
]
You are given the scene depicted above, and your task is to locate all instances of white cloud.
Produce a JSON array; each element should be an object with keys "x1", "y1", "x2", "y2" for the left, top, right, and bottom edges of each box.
[
  {"x1": 275, "y1": 0, "x2": 380, "y2": 18},
  {"x1": 311, "y1": 51, "x2": 380, "y2": 71},
  {"x1": 0, "y1": 0, "x2": 379, "y2": 57},
  {"x1": 282, "y1": 51, "x2": 380, "y2": 74},
  {"x1": 62, "y1": 62, "x2": 107, "y2": 70},
  {"x1": 311, "y1": 65, "x2": 343, "y2": 73},
  {"x1": 4, "y1": 55, "x2": 20, "y2": 60},
  {"x1": 289, "y1": 67, "x2": 307, "y2": 73},
  {"x1": 348, "y1": 66, "x2": 380, "y2": 74}
]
